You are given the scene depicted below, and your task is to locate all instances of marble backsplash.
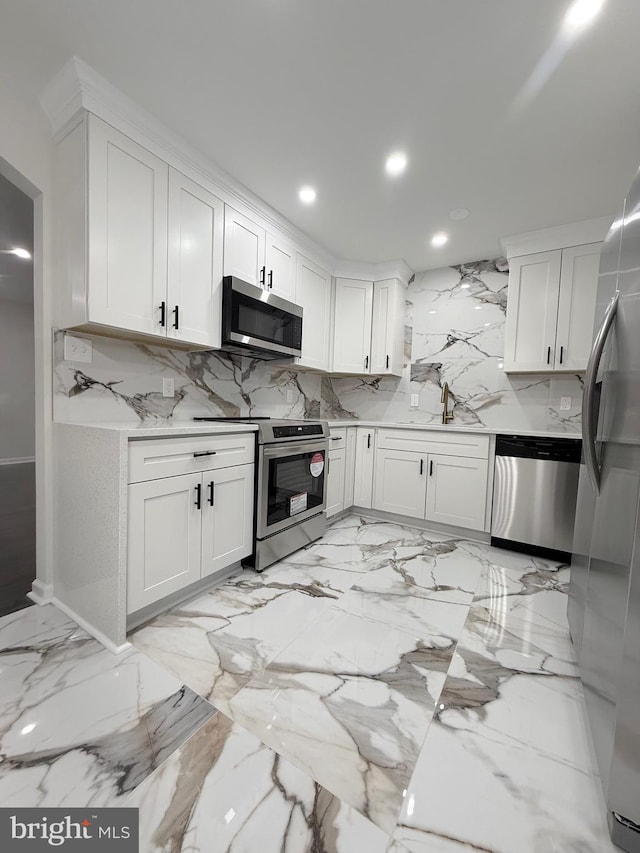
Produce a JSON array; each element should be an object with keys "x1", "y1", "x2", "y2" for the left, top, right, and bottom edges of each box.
[{"x1": 53, "y1": 258, "x2": 583, "y2": 433}]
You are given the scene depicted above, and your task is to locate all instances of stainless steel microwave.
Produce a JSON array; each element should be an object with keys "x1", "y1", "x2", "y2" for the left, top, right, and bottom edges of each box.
[{"x1": 221, "y1": 276, "x2": 303, "y2": 359}]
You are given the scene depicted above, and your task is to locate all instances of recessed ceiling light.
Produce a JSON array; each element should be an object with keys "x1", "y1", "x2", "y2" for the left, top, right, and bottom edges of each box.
[
  {"x1": 299, "y1": 186, "x2": 316, "y2": 204},
  {"x1": 385, "y1": 151, "x2": 407, "y2": 176},
  {"x1": 460, "y1": 283, "x2": 470, "y2": 289},
  {"x1": 428, "y1": 310, "x2": 437, "y2": 315},
  {"x1": 10, "y1": 247, "x2": 31, "y2": 259},
  {"x1": 431, "y1": 232, "x2": 448, "y2": 248},
  {"x1": 474, "y1": 306, "x2": 482, "y2": 310},
  {"x1": 564, "y1": 0, "x2": 605, "y2": 29},
  {"x1": 449, "y1": 208, "x2": 469, "y2": 221}
]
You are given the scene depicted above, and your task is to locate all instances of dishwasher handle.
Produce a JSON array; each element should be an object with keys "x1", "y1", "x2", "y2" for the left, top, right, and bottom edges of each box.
[{"x1": 495, "y1": 435, "x2": 581, "y2": 464}]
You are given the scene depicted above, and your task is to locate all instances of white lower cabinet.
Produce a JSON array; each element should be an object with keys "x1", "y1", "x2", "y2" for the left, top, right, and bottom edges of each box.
[
  {"x1": 326, "y1": 446, "x2": 346, "y2": 518},
  {"x1": 373, "y1": 449, "x2": 426, "y2": 519},
  {"x1": 127, "y1": 462, "x2": 254, "y2": 613},
  {"x1": 353, "y1": 427, "x2": 376, "y2": 508},
  {"x1": 343, "y1": 428, "x2": 357, "y2": 509},
  {"x1": 425, "y1": 454, "x2": 488, "y2": 530}
]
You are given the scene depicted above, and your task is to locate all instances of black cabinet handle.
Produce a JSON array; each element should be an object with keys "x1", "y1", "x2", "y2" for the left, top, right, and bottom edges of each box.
[
  {"x1": 208, "y1": 481, "x2": 215, "y2": 506},
  {"x1": 420, "y1": 459, "x2": 424, "y2": 475},
  {"x1": 560, "y1": 345, "x2": 564, "y2": 364},
  {"x1": 386, "y1": 354, "x2": 390, "y2": 369},
  {"x1": 547, "y1": 346, "x2": 551, "y2": 364},
  {"x1": 173, "y1": 305, "x2": 179, "y2": 330},
  {"x1": 365, "y1": 355, "x2": 369, "y2": 370},
  {"x1": 260, "y1": 265, "x2": 266, "y2": 286},
  {"x1": 331, "y1": 436, "x2": 342, "y2": 441},
  {"x1": 429, "y1": 460, "x2": 433, "y2": 476},
  {"x1": 193, "y1": 450, "x2": 217, "y2": 458},
  {"x1": 194, "y1": 482, "x2": 201, "y2": 509},
  {"x1": 268, "y1": 270, "x2": 273, "y2": 289},
  {"x1": 367, "y1": 433, "x2": 371, "y2": 449},
  {"x1": 159, "y1": 301, "x2": 166, "y2": 327}
]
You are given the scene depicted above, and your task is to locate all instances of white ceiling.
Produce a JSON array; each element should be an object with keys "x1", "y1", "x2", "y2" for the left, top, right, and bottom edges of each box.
[
  {"x1": 2, "y1": 0, "x2": 640, "y2": 271},
  {"x1": 0, "y1": 173, "x2": 33, "y2": 304}
]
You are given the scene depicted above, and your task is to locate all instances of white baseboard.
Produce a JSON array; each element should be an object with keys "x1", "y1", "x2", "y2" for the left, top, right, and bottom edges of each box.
[
  {"x1": 28, "y1": 579, "x2": 53, "y2": 604},
  {"x1": 349, "y1": 506, "x2": 490, "y2": 543},
  {"x1": 51, "y1": 596, "x2": 132, "y2": 656}
]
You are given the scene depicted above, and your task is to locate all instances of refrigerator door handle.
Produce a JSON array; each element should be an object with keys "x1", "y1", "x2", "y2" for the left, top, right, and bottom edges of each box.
[{"x1": 582, "y1": 291, "x2": 619, "y2": 493}]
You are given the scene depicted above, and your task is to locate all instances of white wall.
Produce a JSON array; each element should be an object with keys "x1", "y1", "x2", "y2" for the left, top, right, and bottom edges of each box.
[{"x1": 0, "y1": 300, "x2": 35, "y2": 460}]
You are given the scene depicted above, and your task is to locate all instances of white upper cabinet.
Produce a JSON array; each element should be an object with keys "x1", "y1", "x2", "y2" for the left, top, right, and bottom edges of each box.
[
  {"x1": 371, "y1": 278, "x2": 405, "y2": 376},
  {"x1": 56, "y1": 114, "x2": 224, "y2": 348},
  {"x1": 224, "y1": 206, "x2": 297, "y2": 300},
  {"x1": 333, "y1": 279, "x2": 374, "y2": 373},
  {"x1": 504, "y1": 243, "x2": 601, "y2": 373},
  {"x1": 295, "y1": 254, "x2": 333, "y2": 370},
  {"x1": 223, "y1": 207, "x2": 265, "y2": 286},
  {"x1": 331, "y1": 277, "x2": 405, "y2": 375},
  {"x1": 88, "y1": 115, "x2": 168, "y2": 335},
  {"x1": 167, "y1": 169, "x2": 224, "y2": 348},
  {"x1": 555, "y1": 243, "x2": 602, "y2": 371}
]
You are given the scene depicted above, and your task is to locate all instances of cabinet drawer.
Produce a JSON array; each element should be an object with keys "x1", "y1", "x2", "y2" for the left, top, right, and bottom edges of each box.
[
  {"x1": 376, "y1": 428, "x2": 489, "y2": 459},
  {"x1": 329, "y1": 427, "x2": 347, "y2": 446},
  {"x1": 128, "y1": 433, "x2": 255, "y2": 483}
]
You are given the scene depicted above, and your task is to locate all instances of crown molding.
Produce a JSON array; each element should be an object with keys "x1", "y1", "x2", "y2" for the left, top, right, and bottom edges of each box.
[
  {"x1": 39, "y1": 56, "x2": 342, "y2": 273},
  {"x1": 500, "y1": 215, "x2": 613, "y2": 259},
  {"x1": 333, "y1": 258, "x2": 413, "y2": 285}
]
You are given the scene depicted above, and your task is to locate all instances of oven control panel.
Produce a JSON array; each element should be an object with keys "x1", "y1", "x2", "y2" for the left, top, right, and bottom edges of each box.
[{"x1": 272, "y1": 424, "x2": 325, "y2": 439}]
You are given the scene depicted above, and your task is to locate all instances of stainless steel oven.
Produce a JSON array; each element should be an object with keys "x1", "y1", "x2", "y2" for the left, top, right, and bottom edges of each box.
[{"x1": 192, "y1": 417, "x2": 330, "y2": 571}]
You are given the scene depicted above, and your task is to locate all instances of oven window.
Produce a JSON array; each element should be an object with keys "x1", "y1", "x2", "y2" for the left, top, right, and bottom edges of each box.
[
  {"x1": 267, "y1": 450, "x2": 325, "y2": 527},
  {"x1": 233, "y1": 291, "x2": 302, "y2": 349}
]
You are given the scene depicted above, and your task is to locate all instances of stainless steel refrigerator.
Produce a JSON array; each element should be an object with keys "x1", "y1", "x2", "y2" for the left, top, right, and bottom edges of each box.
[{"x1": 569, "y1": 166, "x2": 640, "y2": 852}]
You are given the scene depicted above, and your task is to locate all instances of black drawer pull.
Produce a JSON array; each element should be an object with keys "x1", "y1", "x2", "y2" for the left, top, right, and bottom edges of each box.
[
  {"x1": 159, "y1": 301, "x2": 166, "y2": 327},
  {"x1": 268, "y1": 270, "x2": 273, "y2": 289},
  {"x1": 208, "y1": 481, "x2": 215, "y2": 506},
  {"x1": 260, "y1": 265, "x2": 266, "y2": 286},
  {"x1": 194, "y1": 482, "x2": 201, "y2": 509},
  {"x1": 367, "y1": 433, "x2": 371, "y2": 449},
  {"x1": 331, "y1": 436, "x2": 342, "y2": 441},
  {"x1": 559, "y1": 345, "x2": 564, "y2": 364},
  {"x1": 547, "y1": 346, "x2": 551, "y2": 364},
  {"x1": 420, "y1": 459, "x2": 424, "y2": 475},
  {"x1": 193, "y1": 450, "x2": 217, "y2": 458},
  {"x1": 429, "y1": 460, "x2": 434, "y2": 476},
  {"x1": 173, "y1": 305, "x2": 179, "y2": 330},
  {"x1": 386, "y1": 354, "x2": 390, "y2": 369}
]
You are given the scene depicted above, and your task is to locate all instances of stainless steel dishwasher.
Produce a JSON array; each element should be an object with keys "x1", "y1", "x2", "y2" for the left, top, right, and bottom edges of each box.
[{"x1": 491, "y1": 435, "x2": 582, "y2": 561}]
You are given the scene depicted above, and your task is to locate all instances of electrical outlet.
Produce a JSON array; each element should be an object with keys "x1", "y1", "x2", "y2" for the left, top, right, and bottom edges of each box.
[
  {"x1": 162, "y1": 378, "x2": 175, "y2": 398},
  {"x1": 410, "y1": 393, "x2": 419, "y2": 408},
  {"x1": 286, "y1": 390, "x2": 294, "y2": 403},
  {"x1": 63, "y1": 333, "x2": 92, "y2": 363},
  {"x1": 560, "y1": 396, "x2": 572, "y2": 411}
]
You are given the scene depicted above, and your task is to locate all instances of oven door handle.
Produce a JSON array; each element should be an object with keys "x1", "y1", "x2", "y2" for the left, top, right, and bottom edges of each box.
[{"x1": 261, "y1": 440, "x2": 329, "y2": 460}]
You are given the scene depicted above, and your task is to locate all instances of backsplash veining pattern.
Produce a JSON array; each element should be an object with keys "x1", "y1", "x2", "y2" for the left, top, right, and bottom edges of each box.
[{"x1": 53, "y1": 259, "x2": 582, "y2": 432}]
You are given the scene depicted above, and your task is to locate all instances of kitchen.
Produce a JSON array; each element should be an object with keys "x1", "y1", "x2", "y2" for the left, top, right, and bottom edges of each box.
[{"x1": 1, "y1": 1, "x2": 639, "y2": 851}]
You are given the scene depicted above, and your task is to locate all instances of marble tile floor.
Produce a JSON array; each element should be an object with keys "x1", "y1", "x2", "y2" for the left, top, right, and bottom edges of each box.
[{"x1": 0, "y1": 514, "x2": 619, "y2": 852}]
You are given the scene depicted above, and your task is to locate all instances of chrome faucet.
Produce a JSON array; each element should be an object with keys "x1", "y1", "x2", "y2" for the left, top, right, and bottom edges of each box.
[{"x1": 441, "y1": 382, "x2": 454, "y2": 424}]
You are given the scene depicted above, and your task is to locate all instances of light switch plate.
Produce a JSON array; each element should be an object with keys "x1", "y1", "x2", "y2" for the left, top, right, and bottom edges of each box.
[
  {"x1": 560, "y1": 396, "x2": 572, "y2": 411},
  {"x1": 410, "y1": 393, "x2": 419, "y2": 408},
  {"x1": 63, "y1": 333, "x2": 92, "y2": 363},
  {"x1": 163, "y1": 378, "x2": 175, "y2": 398}
]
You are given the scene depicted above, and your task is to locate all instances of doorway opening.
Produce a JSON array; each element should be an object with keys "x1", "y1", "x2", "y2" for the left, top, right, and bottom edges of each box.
[{"x1": 0, "y1": 171, "x2": 35, "y2": 617}]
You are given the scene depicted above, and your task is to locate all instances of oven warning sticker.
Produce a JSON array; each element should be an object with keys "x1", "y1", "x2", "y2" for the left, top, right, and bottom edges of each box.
[
  {"x1": 310, "y1": 452, "x2": 325, "y2": 477},
  {"x1": 290, "y1": 492, "x2": 308, "y2": 515}
]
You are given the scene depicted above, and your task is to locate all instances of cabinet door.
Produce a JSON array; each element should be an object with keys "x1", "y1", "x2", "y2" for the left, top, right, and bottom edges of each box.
[
  {"x1": 371, "y1": 278, "x2": 405, "y2": 376},
  {"x1": 344, "y1": 427, "x2": 357, "y2": 509},
  {"x1": 332, "y1": 278, "x2": 373, "y2": 373},
  {"x1": 353, "y1": 428, "x2": 376, "y2": 509},
  {"x1": 265, "y1": 232, "x2": 296, "y2": 301},
  {"x1": 127, "y1": 473, "x2": 202, "y2": 613},
  {"x1": 295, "y1": 254, "x2": 332, "y2": 370},
  {"x1": 373, "y1": 449, "x2": 427, "y2": 519},
  {"x1": 425, "y1": 455, "x2": 488, "y2": 531},
  {"x1": 201, "y1": 464, "x2": 254, "y2": 577},
  {"x1": 223, "y1": 207, "x2": 266, "y2": 286},
  {"x1": 326, "y1": 448, "x2": 346, "y2": 518},
  {"x1": 167, "y1": 169, "x2": 224, "y2": 347},
  {"x1": 503, "y1": 250, "x2": 562, "y2": 372},
  {"x1": 555, "y1": 243, "x2": 602, "y2": 371},
  {"x1": 88, "y1": 115, "x2": 168, "y2": 335}
]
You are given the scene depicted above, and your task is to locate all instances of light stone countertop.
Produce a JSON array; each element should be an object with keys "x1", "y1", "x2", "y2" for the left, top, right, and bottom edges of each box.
[
  {"x1": 54, "y1": 421, "x2": 260, "y2": 439},
  {"x1": 325, "y1": 420, "x2": 582, "y2": 441}
]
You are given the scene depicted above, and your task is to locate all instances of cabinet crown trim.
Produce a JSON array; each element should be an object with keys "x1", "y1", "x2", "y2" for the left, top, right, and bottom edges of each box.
[{"x1": 500, "y1": 216, "x2": 611, "y2": 260}]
